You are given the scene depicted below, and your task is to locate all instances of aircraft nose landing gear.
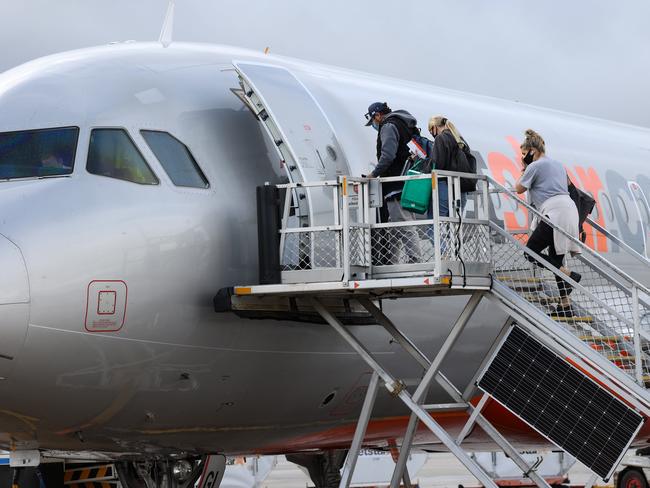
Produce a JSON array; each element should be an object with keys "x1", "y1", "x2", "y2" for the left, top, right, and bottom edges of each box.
[
  {"x1": 117, "y1": 455, "x2": 225, "y2": 488},
  {"x1": 286, "y1": 450, "x2": 347, "y2": 488}
]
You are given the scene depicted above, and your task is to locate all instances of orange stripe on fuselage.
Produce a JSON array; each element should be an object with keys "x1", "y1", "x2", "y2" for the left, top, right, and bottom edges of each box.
[
  {"x1": 487, "y1": 136, "x2": 528, "y2": 233},
  {"x1": 260, "y1": 396, "x2": 546, "y2": 454},
  {"x1": 259, "y1": 390, "x2": 650, "y2": 455}
]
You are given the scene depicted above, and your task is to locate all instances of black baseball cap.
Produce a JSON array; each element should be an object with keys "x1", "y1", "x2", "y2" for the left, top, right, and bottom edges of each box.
[{"x1": 364, "y1": 102, "x2": 390, "y2": 126}]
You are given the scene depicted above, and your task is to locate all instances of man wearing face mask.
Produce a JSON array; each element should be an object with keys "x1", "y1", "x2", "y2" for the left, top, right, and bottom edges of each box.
[{"x1": 364, "y1": 102, "x2": 419, "y2": 263}]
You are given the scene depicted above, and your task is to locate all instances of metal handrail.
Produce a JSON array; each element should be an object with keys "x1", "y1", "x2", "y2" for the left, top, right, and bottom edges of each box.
[
  {"x1": 586, "y1": 216, "x2": 650, "y2": 267},
  {"x1": 486, "y1": 175, "x2": 650, "y2": 296},
  {"x1": 376, "y1": 170, "x2": 488, "y2": 183},
  {"x1": 491, "y1": 279, "x2": 650, "y2": 411},
  {"x1": 491, "y1": 222, "x2": 650, "y2": 386},
  {"x1": 275, "y1": 172, "x2": 493, "y2": 282},
  {"x1": 491, "y1": 223, "x2": 637, "y2": 334}
]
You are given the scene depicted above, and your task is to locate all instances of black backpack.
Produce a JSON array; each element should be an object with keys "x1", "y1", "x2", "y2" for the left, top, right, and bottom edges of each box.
[
  {"x1": 568, "y1": 180, "x2": 596, "y2": 242},
  {"x1": 454, "y1": 143, "x2": 477, "y2": 192}
]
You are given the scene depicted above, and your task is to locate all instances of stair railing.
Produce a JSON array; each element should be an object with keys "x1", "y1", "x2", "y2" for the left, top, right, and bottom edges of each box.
[{"x1": 486, "y1": 176, "x2": 650, "y2": 386}]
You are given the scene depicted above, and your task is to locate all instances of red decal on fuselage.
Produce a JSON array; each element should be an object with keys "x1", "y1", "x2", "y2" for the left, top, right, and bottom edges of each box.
[
  {"x1": 487, "y1": 137, "x2": 609, "y2": 252},
  {"x1": 487, "y1": 136, "x2": 528, "y2": 232}
]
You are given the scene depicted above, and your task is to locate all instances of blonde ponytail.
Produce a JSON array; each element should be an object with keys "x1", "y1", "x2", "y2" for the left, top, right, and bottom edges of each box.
[
  {"x1": 428, "y1": 115, "x2": 465, "y2": 148},
  {"x1": 520, "y1": 129, "x2": 545, "y2": 154}
]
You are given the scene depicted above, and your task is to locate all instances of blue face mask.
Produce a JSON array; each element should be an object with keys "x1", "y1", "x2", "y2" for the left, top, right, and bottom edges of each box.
[{"x1": 371, "y1": 121, "x2": 379, "y2": 131}]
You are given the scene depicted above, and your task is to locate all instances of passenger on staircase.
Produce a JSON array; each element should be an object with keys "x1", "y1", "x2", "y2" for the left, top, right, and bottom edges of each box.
[
  {"x1": 515, "y1": 129, "x2": 582, "y2": 317},
  {"x1": 364, "y1": 102, "x2": 420, "y2": 264},
  {"x1": 426, "y1": 116, "x2": 476, "y2": 218}
]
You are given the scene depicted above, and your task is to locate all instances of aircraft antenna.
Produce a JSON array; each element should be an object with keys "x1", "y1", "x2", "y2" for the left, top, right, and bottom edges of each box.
[{"x1": 159, "y1": 0, "x2": 176, "y2": 48}]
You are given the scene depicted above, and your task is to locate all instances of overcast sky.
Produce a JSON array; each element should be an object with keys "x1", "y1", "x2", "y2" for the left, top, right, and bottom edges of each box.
[{"x1": 1, "y1": 0, "x2": 648, "y2": 128}]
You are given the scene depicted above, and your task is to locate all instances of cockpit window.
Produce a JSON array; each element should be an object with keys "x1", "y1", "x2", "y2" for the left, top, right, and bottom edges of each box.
[
  {"x1": 0, "y1": 127, "x2": 79, "y2": 180},
  {"x1": 87, "y1": 129, "x2": 158, "y2": 185},
  {"x1": 141, "y1": 130, "x2": 209, "y2": 188}
]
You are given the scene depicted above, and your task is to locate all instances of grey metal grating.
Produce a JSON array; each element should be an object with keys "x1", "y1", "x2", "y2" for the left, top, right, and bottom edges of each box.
[{"x1": 478, "y1": 326, "x2": 644, "y2": 480}]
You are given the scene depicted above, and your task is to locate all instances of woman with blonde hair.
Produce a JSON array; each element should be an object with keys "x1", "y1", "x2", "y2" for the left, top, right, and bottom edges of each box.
[
  {"x1": 427, "y1": 116, "x2": 475, "y2": 217},
  {"x1": 515, "y1": 129, "x2": 582, "y2": 316}
]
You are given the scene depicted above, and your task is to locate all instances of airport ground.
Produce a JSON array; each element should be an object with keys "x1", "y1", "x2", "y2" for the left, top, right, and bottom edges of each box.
[
  {"x1": 0, "y1": 451, "x2": 618, "y2": 487},
  {"x1": 262, "y1": 453, "x2": 603, "y2": 487}
]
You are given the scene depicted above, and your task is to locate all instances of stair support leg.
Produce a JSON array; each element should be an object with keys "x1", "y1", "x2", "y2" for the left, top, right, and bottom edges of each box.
[
  {"x1": 339, "y1": 371, "x2": 381, "y2": 488},
  {"x1": 387, "y1": 390, "x2": 425, "y2": 488},
  {"x1": 309, "y1": 297, "x2": 501, "y2": 488},
  {"x1": 401, "y1": 469, "x2": 412, "y2": 488},
  {"x1": 432, "y1": 373, "x2": 553, "y2": 488},
  {"x1": 356, "y1": 294, "x2": 483, "y2": 488},
  {"x1": 358, "y1": 296, "x2": 552, "y2": 488}
]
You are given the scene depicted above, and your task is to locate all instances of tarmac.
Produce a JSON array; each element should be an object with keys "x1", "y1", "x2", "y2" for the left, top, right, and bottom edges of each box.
[{"x1": 261, "y1": 452, "x2": 606, "y2": 487}]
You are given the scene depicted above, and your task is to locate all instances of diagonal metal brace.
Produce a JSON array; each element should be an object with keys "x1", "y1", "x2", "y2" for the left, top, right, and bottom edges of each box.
[
  {"x1": 355, "y1": 296, "x2": 552, "y2": 488},
  {"x1": 359, "y1": 293, "x2": 483, "y2": 488},
  {"x1": 339, "y1": 372, "x2": 381, "y2": 488},
  {"x1": 309, "y1": 297, "x2": 501, "y2": 488}
]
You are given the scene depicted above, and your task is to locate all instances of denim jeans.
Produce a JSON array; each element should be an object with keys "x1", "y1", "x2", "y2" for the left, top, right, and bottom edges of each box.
[
  {"x1": 428, "y1": 180, "x2": 467, "y2": 218},
  {"x1": 426, "y1": 180, "x2": 467, "y2": 246}
]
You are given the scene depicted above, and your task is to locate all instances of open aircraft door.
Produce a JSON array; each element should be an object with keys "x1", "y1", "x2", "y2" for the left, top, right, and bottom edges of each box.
[
  {"x1": 232, "y1": 62, "x2": 350, "y2": 218},
  {"x1": 232, "y1": 61, "x2": 352, "y2": 280}
]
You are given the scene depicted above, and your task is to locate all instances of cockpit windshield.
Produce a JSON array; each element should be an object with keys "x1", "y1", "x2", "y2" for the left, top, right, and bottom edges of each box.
[{"x1": 0, "y1": 127, "x2": 79, "y2": 180}]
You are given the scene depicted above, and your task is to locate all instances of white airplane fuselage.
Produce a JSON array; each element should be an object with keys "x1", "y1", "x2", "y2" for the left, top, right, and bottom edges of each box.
[{"x1": 0, "y1": 42, "x2": 649, "y2": 458}]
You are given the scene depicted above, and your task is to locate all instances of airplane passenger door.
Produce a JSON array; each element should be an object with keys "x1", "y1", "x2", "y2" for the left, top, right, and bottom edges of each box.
[
  {"x1": 232, "y1": 61, "x2": 351, "y2": 228},
  {"x1": 628, "y1": 180, "x2": 650, "y2": 257}
]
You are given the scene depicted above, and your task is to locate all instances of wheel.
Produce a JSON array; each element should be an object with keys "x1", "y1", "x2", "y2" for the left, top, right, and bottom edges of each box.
[{"x1": 619, "y1": 468, "x2": 649, "y2": 488}]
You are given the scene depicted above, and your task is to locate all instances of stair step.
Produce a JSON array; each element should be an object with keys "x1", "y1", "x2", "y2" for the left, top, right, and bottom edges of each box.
[
  {"x1": 522, "y1": 293, "x2": 559, "y2": 305},
  {"x1": 608, "y1": 354, "x2": 635, "y2": 361},
  {"x1": 550, "y1": 315, "x2": 594, "y2": 323},
  {"x1": 579, "y1": 335, "x2": 632, "y2": 343},
  {"x1": 498, "y1": 275, "x2": 544, "y2": 283}
]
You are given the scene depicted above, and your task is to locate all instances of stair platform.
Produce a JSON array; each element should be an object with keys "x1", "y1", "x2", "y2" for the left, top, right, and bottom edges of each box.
[{"x1": 229, "y1": 274, "x2": 492, "y2": 299}]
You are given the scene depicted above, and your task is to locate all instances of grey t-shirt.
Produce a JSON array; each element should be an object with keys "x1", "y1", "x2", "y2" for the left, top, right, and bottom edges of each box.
[{"x1": 519, "y1": 156, "x2": 568, "y2": 208}]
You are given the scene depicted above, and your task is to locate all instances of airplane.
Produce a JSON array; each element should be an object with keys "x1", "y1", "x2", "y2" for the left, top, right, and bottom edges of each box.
[{"x1": 0, "y1": 33, "x2": 649, "y2": 488}]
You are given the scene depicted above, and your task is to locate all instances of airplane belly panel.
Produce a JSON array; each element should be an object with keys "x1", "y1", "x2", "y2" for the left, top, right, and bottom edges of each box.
[{"x1": 2, "y1": 294, "x2": 511, "y2": 454}]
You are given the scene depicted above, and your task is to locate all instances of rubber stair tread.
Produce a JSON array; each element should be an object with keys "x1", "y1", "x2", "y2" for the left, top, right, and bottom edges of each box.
[
  {"x1": 522, "y1": 293, "x2": 560, "y2": 304},
  {"x1": 497, "y1": 276, "x2": 546, "y2": 283},
  {"x1": 607, "y1": 354, "x2": 636, "y2": 361},
  {"x1": 550, "y1": 315, "x2": 595, "y2": 323},
  {"x1": 578, "y1": 335, "x2": 632, "y2": 342}
]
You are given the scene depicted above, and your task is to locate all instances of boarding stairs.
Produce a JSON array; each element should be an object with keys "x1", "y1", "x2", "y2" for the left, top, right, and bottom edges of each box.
[
  {"x1": 217, "y1": 169, "x2": 650, "y2": 487},
  {"x1": 220, "y1": 62, "x2": 650, "y2": 487}
]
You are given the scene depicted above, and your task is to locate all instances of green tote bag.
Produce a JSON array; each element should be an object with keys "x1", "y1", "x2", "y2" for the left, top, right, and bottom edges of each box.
[{"x1": 400, "y1": 159, "x2": 432, "y2": 214}]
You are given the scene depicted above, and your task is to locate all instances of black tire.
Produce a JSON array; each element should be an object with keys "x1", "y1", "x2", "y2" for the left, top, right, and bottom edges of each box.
[{"x1": 619, "y1": 468, "x2": 649, "y2": 488}]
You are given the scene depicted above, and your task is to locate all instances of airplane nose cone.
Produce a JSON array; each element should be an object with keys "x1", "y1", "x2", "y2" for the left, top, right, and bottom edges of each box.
[{"x1": 0, "y1": 234, "x2": 30, "y2": 380}]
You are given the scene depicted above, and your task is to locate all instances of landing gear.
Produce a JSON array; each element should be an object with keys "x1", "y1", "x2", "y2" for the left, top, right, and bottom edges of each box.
[
  {"x1": 116, "y1": 458, "x2": 205, "y2": 488},
  {"x1": 286, "y1": 450, "x2": 347, "y2": 488},
  {"x1": 618, "y1": 467, "x2": 649, "y2": 488}
]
